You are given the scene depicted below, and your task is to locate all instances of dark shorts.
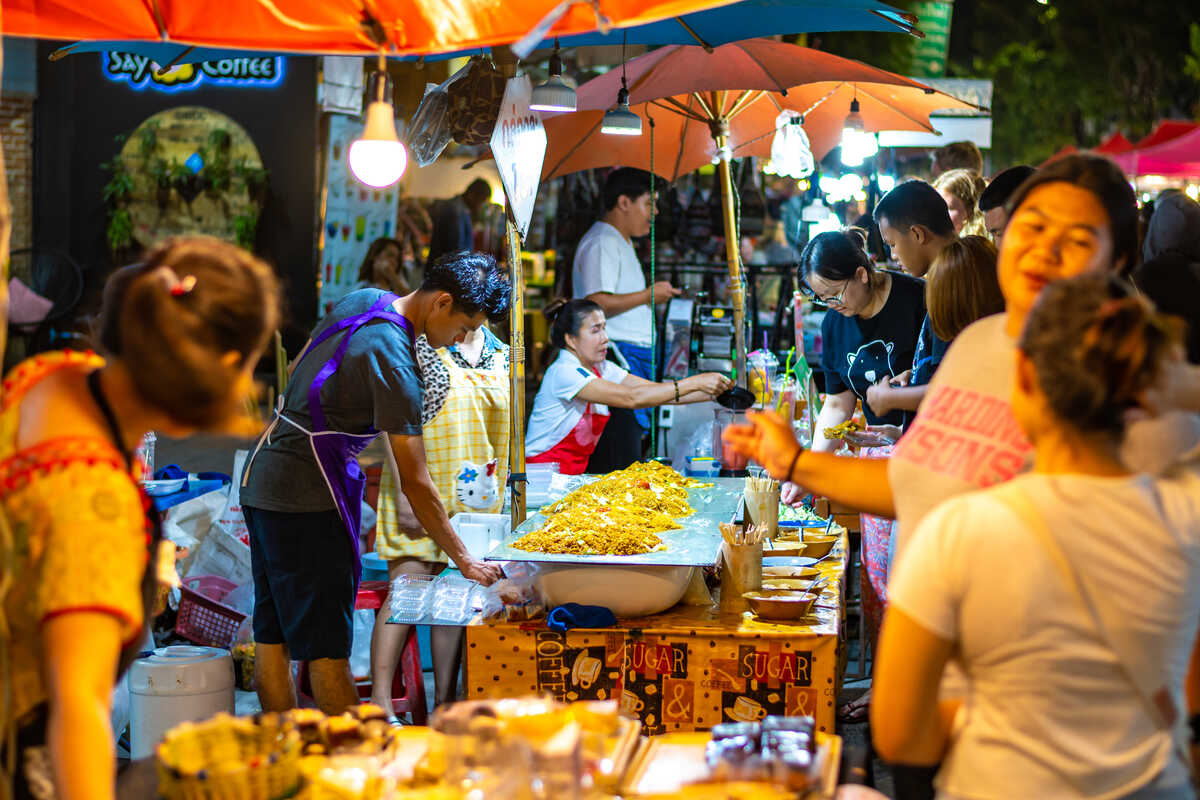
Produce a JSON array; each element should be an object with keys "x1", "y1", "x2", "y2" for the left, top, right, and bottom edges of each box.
[{"x1": 245, "y1": 505, "x2": 355, "y2": 661}]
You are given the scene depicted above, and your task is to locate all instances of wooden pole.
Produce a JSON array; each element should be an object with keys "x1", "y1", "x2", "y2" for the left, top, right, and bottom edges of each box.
[
  {"x1": 713, "y1": 124, "x2": 748, "y2": 387},
  {"x1": 0, "y1": 28, "x2": 18, "y2": 800},
  {"x1": 506, "y1": 207, "x2": 527, "y2": 528}
]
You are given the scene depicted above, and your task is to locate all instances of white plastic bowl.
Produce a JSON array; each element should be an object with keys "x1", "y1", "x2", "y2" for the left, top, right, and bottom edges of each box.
[{"x1": 537, "y1": 564, "x2": 694, "y2": 618}]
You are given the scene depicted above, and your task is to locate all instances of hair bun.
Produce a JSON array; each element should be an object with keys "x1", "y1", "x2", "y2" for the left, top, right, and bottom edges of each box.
[
  {"x1": 543, "y1": 297, "x2": 568, "y2": 322},
  {"x1": 843, "y1": 226, "x2": 869, "y2": 251}
]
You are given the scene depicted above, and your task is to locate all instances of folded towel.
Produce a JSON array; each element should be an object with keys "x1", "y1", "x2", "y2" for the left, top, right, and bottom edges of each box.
[{"x1": 547, "y1": 603, "x2": 617, "y2": 632}]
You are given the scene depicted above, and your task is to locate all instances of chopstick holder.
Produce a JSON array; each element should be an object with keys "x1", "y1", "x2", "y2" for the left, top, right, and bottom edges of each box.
[
  {"x1": 744, "y1": 487, "x2": 780, "y2": 540},
  {"x1": 719, "y1": 538, "x2": 763, "y2": 614}
]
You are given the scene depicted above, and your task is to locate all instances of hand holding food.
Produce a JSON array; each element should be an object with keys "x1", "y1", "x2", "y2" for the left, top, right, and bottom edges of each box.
[{"x1": 822, "y1": 419, "x2": 864, "y2": 440}]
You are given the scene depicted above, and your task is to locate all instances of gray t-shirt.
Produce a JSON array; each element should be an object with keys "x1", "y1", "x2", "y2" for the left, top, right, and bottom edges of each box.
[
  {"x1": 888, "y1": 312, "x2": 1200, "y2": 554},
  {"x1": 241, "y1": 289, "x2": 424, "y2": 513}
]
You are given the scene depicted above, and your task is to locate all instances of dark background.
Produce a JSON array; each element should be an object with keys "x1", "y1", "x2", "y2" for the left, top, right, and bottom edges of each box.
[{"x1": 32, "y1": 44, "x2": 321, "y2": 345}]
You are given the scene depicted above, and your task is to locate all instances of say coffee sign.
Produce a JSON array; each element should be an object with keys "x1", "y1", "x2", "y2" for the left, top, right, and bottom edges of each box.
[
  {"x1": 490, "y1": 75, "x2": 547, "y2": 240},
  {"x1": 103, "y1": 52, "x2": 285, "y2": 93}
]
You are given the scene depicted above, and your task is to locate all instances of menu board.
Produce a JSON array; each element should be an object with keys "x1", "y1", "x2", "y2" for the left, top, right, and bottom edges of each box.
[{"x1": 319, "y1": 113, "x2": 402, "y2": 315}]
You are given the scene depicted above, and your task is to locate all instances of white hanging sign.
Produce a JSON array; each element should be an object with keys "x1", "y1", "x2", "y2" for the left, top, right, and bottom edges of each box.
[{"x1": 490, "y1": 75, "x2": 547, "y2": 240}]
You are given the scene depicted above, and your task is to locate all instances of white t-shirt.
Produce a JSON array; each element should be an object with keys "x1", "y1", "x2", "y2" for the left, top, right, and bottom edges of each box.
[
  {"x1": 526, "y1": 349, "x2": 629, "y2": 457},
  {"x1": 572, "y1": 221, "x2": 652, "y2": 346},
  {"x1": 890, "y1": 471, "x2": 1200, "y2": 800},
  {"x1": 888, "y1": 313, "x2": 1200, "y2": 554}
]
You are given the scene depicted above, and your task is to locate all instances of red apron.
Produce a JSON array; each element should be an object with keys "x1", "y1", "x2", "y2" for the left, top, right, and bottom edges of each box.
[{"x1": 528, "y1": 366, "x2": 610, "y2": 474}]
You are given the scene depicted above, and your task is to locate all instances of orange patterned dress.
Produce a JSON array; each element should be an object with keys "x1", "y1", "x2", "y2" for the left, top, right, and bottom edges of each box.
[{"x1": 1, "y1": 351, "x2": 153, "y2": 726}]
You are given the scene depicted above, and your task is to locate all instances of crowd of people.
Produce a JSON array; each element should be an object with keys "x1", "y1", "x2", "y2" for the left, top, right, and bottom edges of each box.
[
  {"x1": 5, "y1": 136, "x2": 1200, "y2": 800},
  {"x1": 723, "y1": 149, "x2": 1200, "y2": 799}
]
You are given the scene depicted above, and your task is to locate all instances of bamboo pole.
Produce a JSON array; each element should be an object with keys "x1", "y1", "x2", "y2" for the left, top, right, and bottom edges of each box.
[
  {"x1": 713, "y1": 122, "x2": 748, "y2": 387},
  {"x1": 0, "y1": 27, "x2": 18, "y2": 800},
  {"x1": 506, "y1": 208, "x2": 527, "y2": 528}
]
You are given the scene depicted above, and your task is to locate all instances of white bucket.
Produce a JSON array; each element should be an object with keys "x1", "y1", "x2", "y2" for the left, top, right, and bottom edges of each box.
[{"x1": 127, "y1": 645, "x2": 235, "y2": 759}]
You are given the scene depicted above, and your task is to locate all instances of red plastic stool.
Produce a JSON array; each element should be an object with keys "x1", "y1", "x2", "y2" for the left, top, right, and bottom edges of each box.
[{"x1": 297, "y1": 580, "x2": 428, "y2": 724}]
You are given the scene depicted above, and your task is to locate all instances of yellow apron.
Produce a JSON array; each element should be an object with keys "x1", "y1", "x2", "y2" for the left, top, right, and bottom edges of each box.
[{"x1": 376, "y1": 343, "x2": 510, "y2": 562}]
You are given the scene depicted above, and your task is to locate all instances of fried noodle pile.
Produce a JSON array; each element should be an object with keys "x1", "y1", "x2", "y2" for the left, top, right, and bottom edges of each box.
[{"x1": 512, "y1": 462, "x2": 712, "y2": 556}]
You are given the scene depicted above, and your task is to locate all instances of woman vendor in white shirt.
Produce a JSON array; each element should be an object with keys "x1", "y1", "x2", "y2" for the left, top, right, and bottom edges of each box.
[{"x1": 526, "y1": 299, "x2": 732, "y2": 474}]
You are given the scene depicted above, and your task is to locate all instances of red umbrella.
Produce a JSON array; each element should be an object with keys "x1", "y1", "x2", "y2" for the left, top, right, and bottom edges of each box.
[{"x1": 540, "y1": 39, "x2": 975, "y2": 383}]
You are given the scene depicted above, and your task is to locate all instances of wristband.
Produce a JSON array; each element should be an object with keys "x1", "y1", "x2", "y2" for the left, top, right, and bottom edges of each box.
[
  {"x1": 673, "y1": 380, "x2": 680, "y2": 403},
  {"x1": 786, "y1": 445, "x2": 804, "y2": 483}
]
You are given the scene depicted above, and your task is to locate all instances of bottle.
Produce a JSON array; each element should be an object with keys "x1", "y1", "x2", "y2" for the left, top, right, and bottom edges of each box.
[{"x1": 137, "y1": 432, "x2": 157, "y2": 477}]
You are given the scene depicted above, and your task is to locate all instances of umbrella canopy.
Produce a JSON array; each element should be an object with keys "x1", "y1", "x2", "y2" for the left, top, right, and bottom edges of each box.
[
  {"x1": 542, "y1": 39, "x2": 975, "y2": 180},
  {"x1": 1, "y1": 0, "x2": 739, "y2": 56},
  {"x1": 46, "y1": 0, "x2": 919, "y2": 63},
  {"x1": 1094, "y1": 132, "x2": 1132, "y2": 155},
  {"x1": 539, "y1": 38, "x2": 975, "y2": 387}
]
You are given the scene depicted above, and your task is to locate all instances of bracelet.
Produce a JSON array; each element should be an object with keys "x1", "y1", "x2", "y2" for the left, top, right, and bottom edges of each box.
[
  {"x1": 786, "y1": 445, "x2": 804, "y2": 483},
  {"x1": 673, "y1": 380, "x2": 680, "y2": 403}
]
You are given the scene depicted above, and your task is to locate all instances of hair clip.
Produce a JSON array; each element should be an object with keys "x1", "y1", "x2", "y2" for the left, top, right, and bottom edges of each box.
[{"x1": 171, "y1": 275, "x2": 198, "y2": 297}]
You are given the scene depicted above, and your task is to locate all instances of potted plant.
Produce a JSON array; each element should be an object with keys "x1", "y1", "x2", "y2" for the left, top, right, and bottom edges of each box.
[
  {"x1": 232, "y1": 213, "x2": 258, "y2": 250},
  {"x1": 102, "y1": 139, "x2": 136, "y2": 255},
  {"x1": 172, "y1": 159, "x2": 204, "y2": 205},
  {"x1": 149, "y1": 157, "x2": 172, "y2": 209}
]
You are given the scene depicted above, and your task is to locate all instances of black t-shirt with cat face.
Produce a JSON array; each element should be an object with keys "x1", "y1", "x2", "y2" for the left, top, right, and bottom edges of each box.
[{"x1": 820, "y1": 270, "x2": 927, "y2": 428}]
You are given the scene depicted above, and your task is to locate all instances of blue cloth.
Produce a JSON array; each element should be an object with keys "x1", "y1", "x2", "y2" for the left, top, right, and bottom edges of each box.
[
  {"x1": 547, "y1": 603, "x2": 618, "y2": 632},
  {"x1": 240, "y1": 288, "x2": 424, "y2": 514},
  {"x1": 612, "y1": 340, "x2": 654, "y2": 432}
]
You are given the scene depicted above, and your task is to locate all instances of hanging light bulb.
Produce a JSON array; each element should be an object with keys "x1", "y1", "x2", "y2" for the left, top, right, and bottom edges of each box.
[
  {"x1": 349, "y1": 60, "x2": 408, "y2": 188},
  {"x1": 602, "y1": 83, "x2": 642, "y2": 135},
  {"x1": 839, "y1": 96, "x2": 878, "y2": 168},
  {"x1": 602, "y1": 32, "x2": 642, "y2": 136},
  {"x1": 530, "y1": 40, "x2": 576, "y2": 113}
]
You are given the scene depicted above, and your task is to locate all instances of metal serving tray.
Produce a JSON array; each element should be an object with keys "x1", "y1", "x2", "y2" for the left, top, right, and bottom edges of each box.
[{"x1": 484, "y1": 477, "x2": 744, "y2": 567}]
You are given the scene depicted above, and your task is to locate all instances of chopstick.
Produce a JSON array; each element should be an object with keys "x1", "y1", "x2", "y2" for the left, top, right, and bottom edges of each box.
[
  {"x1": 744, "y1": 475, "x2": 779, "y2": 494},
  {"x1": 720, "y1": 522, "x2": 767, "y2": 547}
]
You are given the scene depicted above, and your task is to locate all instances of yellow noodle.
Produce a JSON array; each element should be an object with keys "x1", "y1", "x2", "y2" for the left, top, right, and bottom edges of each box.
[{"x1": 512, "y1": 462, "x2": 710, "y2": 556}]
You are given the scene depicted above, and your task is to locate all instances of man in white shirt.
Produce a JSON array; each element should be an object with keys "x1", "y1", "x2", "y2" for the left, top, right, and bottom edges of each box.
[{"x1": 572, "y1": 167, "x2": 680, "y2": 438}]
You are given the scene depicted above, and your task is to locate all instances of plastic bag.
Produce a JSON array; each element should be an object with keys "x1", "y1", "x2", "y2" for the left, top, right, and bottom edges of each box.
[
  {"x1": 349, "y1": 608, "x2": 376, "y2": 680},
  {"x1": 407, "y1": 61, "x2": 471, "y2": 167},
  {"x1": 480, "y1": 563, "x2": 547, "y2": 623},
  {"x1": 769, "y1": 111, "x2": 815, "y2": 179}
]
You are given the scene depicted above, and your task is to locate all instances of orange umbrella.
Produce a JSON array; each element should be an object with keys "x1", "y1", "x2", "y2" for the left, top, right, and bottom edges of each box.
[
  {"x1": 541, "y1": 39, "x2": 974, "y2": 383},
  {"x1": 0, "y1": 0, "x2": 743, "y2": 56}
]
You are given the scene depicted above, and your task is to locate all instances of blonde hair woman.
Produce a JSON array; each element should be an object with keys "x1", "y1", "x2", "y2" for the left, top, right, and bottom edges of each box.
[{"x1": 933, "y1": 168, "x2": 987, "y2": 237}]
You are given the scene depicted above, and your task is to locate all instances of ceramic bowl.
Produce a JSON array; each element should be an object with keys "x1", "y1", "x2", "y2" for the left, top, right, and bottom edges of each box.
[
  {"x1": 538, "y1": 564, "x2": 694, "y2": 617},
  {"x1": 796, "y1": 536, "x2": 838, "y2": 559},
  {"x1": 762, "y1": 565, "x2": 820, "y2": 580},
  {"x1": 742, "y1": 589, "x2": 818, "y2": 621}
]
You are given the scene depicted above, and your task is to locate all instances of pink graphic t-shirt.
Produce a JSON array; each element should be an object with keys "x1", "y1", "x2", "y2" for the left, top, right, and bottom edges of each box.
[{"x1": 889, "y1": 313, "x2": 1200, "y2": 555}]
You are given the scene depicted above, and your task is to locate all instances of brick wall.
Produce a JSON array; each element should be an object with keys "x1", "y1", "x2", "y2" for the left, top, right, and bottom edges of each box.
[{"x1": 1, "y1": 94, "x2": 33, "y2": 265}]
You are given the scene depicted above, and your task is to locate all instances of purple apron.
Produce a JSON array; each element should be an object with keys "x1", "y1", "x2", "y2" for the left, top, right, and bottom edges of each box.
[{"x1": 250, "y1": 292, "x2": 414, "y2": 588}]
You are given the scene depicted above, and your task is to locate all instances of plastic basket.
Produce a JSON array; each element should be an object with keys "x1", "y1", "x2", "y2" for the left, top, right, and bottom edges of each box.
[{"x1": 176, "y1": 575, "x2": 246, "y2": 649}]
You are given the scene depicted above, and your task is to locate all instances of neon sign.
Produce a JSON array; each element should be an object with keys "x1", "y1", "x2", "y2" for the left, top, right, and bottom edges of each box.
[{"x1": 103, "y1": 52, "x2": 286, "y2": 93}]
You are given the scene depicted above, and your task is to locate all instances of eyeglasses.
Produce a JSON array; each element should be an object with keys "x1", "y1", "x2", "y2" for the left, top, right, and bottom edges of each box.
[{"x1": 798, "y1": 277, "x2": 851, "y2": 306}]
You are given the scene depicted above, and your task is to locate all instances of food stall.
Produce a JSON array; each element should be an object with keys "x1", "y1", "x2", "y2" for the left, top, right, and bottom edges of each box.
[{"x1": 462, "y1": 461, "x2": 850, "y2": 736}]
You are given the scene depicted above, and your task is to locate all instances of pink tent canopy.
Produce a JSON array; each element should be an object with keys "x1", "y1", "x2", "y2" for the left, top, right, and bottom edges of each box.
[
  {"x1": 1131, "y1": 120, "x2": 1199, "y2": 151},
  {"x1": 1111, "y1": 125, "x2": 1200, "y2": 178}
]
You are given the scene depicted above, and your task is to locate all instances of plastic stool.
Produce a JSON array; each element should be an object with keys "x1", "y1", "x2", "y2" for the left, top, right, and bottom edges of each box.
[{"x1": 297, "y1": 580, "x2": 428, "y2": 724}]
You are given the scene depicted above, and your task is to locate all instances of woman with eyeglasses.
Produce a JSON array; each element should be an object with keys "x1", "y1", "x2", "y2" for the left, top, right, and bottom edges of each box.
[{"x1": 799, "y1": 227, "x2": 927, "y2": 448}]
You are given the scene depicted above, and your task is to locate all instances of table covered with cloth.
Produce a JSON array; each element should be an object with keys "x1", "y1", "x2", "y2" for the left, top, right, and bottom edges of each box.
[{"x1": 464, "y1": 527, "x2": 848, "y2": 735}]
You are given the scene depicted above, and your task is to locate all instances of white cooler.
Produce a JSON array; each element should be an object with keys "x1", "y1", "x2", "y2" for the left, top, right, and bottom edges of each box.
[{"x1": 127, "y1": 645, "x2": 235, "y2": 759}]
